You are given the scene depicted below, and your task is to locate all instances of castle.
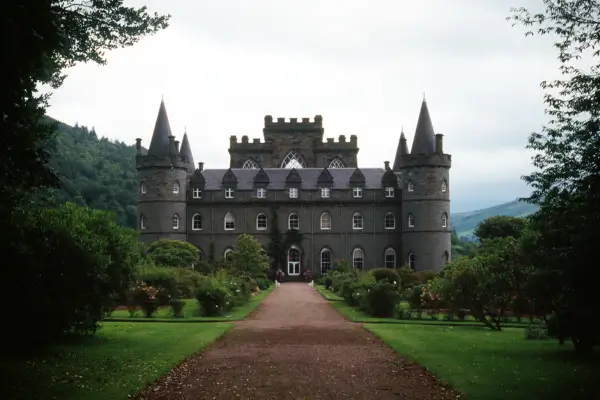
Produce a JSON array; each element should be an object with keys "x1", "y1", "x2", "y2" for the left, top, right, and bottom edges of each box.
[{"x1": 135, "y1": 99, "x2": 451, "y2": 275}]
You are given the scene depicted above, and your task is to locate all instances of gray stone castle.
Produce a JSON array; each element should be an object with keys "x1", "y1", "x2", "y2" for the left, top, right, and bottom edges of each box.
[{"x1": 135, "y1": 99, "x2": 451, "y2": 275}]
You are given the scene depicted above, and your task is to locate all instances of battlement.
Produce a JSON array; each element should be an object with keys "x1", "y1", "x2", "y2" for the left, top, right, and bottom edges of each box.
[
  {"x1": 396, "y1": 153, "x2": 452, "y2": 169},
  {"x1": 314, "y1": 134, "x2": 358, "y2": 152},
  {"x1": 135, "y1": 153, "x2": 189, "y2": 170},
  {"x1": 263, "y1": 114, "x2": 324, "y2": 135}
]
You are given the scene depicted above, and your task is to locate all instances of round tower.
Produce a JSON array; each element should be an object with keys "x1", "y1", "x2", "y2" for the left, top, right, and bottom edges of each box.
[
  {"x1": 135, "y1": 100, "x2": 188, "y2": 244},
  {"x1": 394, "y1": 99, "x2": 451, "y2": 272}
]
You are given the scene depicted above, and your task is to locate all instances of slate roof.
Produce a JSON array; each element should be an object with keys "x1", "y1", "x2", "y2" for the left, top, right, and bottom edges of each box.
[{"x1": 198, "y1": 168, "x2": 393, "y2": 190}]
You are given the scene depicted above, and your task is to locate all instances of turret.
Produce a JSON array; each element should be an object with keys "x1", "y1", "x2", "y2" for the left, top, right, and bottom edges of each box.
[
  {"x1": 396, "y1": 98, "x2": 451, "y2": 272},
  {"x1": 135, "y1": 99, "x2": 188, "y2": 244},
  {"x1": 179, "y1": 130, "x2": 196, "y2": 175}
]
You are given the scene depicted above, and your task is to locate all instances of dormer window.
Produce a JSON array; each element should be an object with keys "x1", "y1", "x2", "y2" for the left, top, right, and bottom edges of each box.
[
  {"x1": 140, "y1": 182, "x2": 147, "y2": 194},
  {"x1": 407, "y1": 180, "x2": 415, "y2": 192},
  {"x1": 352, "y1": 187, "x2": 362, "y2": 198},
  {"x1": 321, "y1": 187, "x2": 330, "y2": 198},
  {"x1": 173, "y1": 181, "x2": 180, "y2": 194},
  {"x1": 192, "y1": 188, "x2": 202, "y2": 199},
  {"x1": 384, "y1": 187, "x2": 395, "y2": 198},
  {"x1": 225, "y1": 188, "x2": 234, "y2": 199},
  {"x1": 289, "y1": 188, "x2": 298, "y2": 199},
  {"x1": 257, "y1": 188, "x2": 267, "y2": 199}
]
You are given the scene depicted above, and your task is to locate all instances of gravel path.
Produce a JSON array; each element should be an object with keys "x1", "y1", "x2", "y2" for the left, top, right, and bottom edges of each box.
[{"x1": 135, "y1": 283, "x2": 458, "y2": 400}]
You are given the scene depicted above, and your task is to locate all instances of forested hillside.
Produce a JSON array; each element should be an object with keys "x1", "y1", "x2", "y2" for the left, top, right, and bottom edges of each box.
[{"x1": 45, "y1": 119, "x2": 138, "y2": 227}]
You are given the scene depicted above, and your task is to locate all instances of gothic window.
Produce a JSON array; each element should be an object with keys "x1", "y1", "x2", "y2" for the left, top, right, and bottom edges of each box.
[
  {"x1": 408, "y1": 213, "x2": 415, "y2": 228},
  {"x1": 224, "y1": 212, "x2": 235, "y2": 230},
  {"x1": 442, "y1": 212, "x2": 448, "y2": 228},
  {"x1": 256, "y1": 213, "x2": 267, "y2": 230},
  {"x1": 140, "y1": 214, "x2": 146, "y2": 230},
  {"x1": 281, "y1": 151, "x2": 307, "y2": 168},
  {"x1": 352, "y1": 212, "x2": 364, "y2": 230},
  {"x1": 384, "y1": 187, "x2": 395, "y2": 198},
  {"x1": 352, "y1": 248, "x2": 364, "y2": 270},
  {"x1": 192, "y1": 188, "x2": 202, "y2": 198},
  {"x1": 289, "y1": 187, "x2": 299, "y2": 198},
  {"x1": 352, "y1": 187, "x2": 362, "y2": 198},
  {"x1": 385, "y1": 248, "x2": 396, "y2": 268},
  {"x1": 192, "y1": 214, "x2": 202, "y2": 230},
  {"x1": 257, "y1": 188, "x2": 267, "y2": 198},
  {"x1": 242, "y1": 158, "x2": 259, "y2": 169},
  {"x1": 328, "y1": 157, "x2": 345, "y2": 168},
  {"x1": 224, "y1": 248, "x2": 234, "y2": 262},
  {"x1": 225, "y1": 188, "x2": 234, "y2": 198},
  {"x1": 172, "y1": 214, "x2": 180, "y2": 229},
  {"x1": 320, "y1": 212, "x2": 332, "y2": 230},
  {"x1": 321, "y1": 248, "x2": 332, "y2": 273},
  {"x1": 407, "y1": 180, "x2": 415, "y2": 192},
  {"x1": 384, "y1": 212, "x2": 395, "y2": 229},
  {"x1": 320, "y1": 187, "x2": 330, "y2": 198},
  {"x1": 140, "y1": 182, "x2": 147, "y2": 194},
  {"x1": 441, "y1": 180, "x2": 448, "y2": 192},
  {"x1": 288, "y1": 213, "x2": 300, "y2": 230},
  {"x1": 408, "y1": 252, "x2": 416, "y2": 270}
]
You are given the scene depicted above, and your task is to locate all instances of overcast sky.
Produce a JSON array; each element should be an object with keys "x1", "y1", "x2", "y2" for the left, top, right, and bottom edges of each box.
[{"x1": 47, "y1": 0, "x2": 557, "y2": 213}]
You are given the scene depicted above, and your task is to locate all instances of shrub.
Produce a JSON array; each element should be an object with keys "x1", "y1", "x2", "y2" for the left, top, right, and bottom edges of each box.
[
  {"x1": 524, "y1": 324, "x2": 548, "y2": 340},
  {"x1": 332, "y1": 259, "x2": 350, "y2": 273},
  {"x1": 147, "y1": 239, "x2": 199, "y2": 268},
  {"x1": 340, "y1": 273, "x2": 376, "y2": 306},
  {"x1": 136, "y1": 266, "x2": 202, "y2": 301},
  {"x1": 370, "y1": 268, "x2": 401, "y2": 285},
  {"x1": 255, "y1": 278, "x2": 271, "y2": 290},
  {"x1": 359, "y1": 281, "x2": 402, "y2": 317},
  {"x1": 195, "y1": 276, "x2": 232, "y2": 317},
  {"x1": 324, "y1": 276, "x2": 333, "y2": 289},
  {"x1": 403, "y1": 284, "x2": 426, "y2": 311},
  {"x1": 194, "y1": 261, "x2": 215, "y2": 275},
  {"x1": 169, "y1": 299, "x2": 186, "y2": 318}
]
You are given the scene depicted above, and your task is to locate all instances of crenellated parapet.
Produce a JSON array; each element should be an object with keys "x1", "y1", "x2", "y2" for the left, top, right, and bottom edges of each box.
[
  {"x1": 263, "y1": 115, "x2": 324, "y2": 136},
  {"x1": 395, "y1": 153, "x2": 451, "y2": 169},
  {"x1": 315, "y1": 134, "x2": 358, "y2": 151}
]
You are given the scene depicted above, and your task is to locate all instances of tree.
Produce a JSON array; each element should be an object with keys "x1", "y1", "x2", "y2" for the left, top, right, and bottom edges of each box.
[
  {"x1": 473, "y1": 215, "x2": 527, "y2": 241},
  {"x1": 509, "y1": 0, "x2": 600, "y2": 351},
  {"x1": 147, "y1": 239, "x2": 200, "y2": 268},
  {"x1": 230, "y1": 234, "x2": 270, "y2": 278}
]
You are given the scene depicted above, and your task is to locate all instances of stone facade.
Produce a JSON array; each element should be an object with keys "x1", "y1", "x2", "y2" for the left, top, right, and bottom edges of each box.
[{"x1": 135, "y1": 99, "x2": 452, "y2": 275}]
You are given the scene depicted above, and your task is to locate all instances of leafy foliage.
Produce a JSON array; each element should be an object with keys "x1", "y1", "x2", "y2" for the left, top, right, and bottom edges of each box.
[
  {"x1": 473, "y1": 215, "x2": 527, "y2": 240},
  {"x1": 229, "y1": 234, "x2": 270, "y2": 278},
  {"x1": 266, "y1": 206, "x2": 304, "y2": 271},
  {"x1": 147, "y1": 239, "x2": 200, "y2": 269}
]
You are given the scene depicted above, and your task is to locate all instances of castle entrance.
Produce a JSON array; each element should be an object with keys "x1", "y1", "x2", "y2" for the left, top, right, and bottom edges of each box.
[{"x1": 287, "y1": 247, "x2": 301, "y2": 276}]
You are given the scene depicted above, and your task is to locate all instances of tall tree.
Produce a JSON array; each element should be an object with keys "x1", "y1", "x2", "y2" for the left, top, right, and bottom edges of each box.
[{"x1": 509, "y1": 0, "x2": 600, "y2": 351}]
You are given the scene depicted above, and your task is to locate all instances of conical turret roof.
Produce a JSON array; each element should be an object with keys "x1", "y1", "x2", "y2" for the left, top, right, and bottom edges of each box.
[
  {"x1": 148, "y1": 99, "x2": 173, "y2": 157},
  {"x1": 393, "y1": 128, "x2": 410, "y2": 171},
  {"x1": 410, "y1": 100, "x2": 436, "y2": 154},
  {"x1": 179, "y1": 132, "x2": 195, "y2": 173}
]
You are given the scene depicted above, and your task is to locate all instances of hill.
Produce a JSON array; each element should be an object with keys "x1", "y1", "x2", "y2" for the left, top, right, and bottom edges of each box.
[{"x1": 450, "y1": 199, "x2": 538, "y2": 240}]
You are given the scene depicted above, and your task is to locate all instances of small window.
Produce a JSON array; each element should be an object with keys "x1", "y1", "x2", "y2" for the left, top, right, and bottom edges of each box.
[
  {"x1": 408, "y1": 252, "x2": 415, "y2": 270},
  {"x1": 288, "y1": 213, "x2": 299, "y2": 230},
  {"x1": 173, "y1": 181, "x2": 180, "y2": 194},
  {"x1": 192, "y1": 214, "x2": 202, "y2": 230},
  {"x1": 352, "y1": 212, "x2": 363, "y2": 230},
  {"x1": 140, "y1": 182, "x2": 147, "y2": 194},
  {"x1": 407, "y1": 180, "x2": 415, "y2": 192},
  {"x1": 320, "y1": 187, "x2": 330, "y2": 198},
  {"x1": 225, "y1": 188, "x2": 234, "y2": 199},
  {"x1": 384, "y1": 212, "x2": 395, "y2": 229},
  {"x1": 408, "y1": 213, "x2": 415, "y2": 228},
  {"x1": 140, "y1": 214, "x2": 146, "y2": 230},
  {"x1": 257, "y1": 213, "x2": 267, "y2": 230},
  {"x1": 385, "y1": 187, "x2": 395, "y2": 198},
  {"x1": 352, "y1": 187, "x2": 362, "y2": 198},
  {"x1": 224, "y1": 212, "x2": 235, "y2": 230},
  {"x1": 441, "y1": 180, "x2": 448, "y2": 192},
  {"x1": 289, "y1": 187, "x2": 298, "y2": 198},
  {"x1": 442, "y1": 212, "x2": 448, "y2": 228},
  {"x1": 192, "y1": 188, "x2": 202, "y2": 199},
  {"x1": 321, "y1": 249, "x2": 332, "y2": 273},
  {"x1": 385, "y1": 248, "x2": 396, "y2": 268},
  {"x1": 172, "y1": 214, "x2": 180, "y2": 229},
  {"x1": 320, "y1": 212, "x2": 332, "y2": 230},
  {"x1": 224, "y1": 248, "x2": 234, "y2": 262},
  {"x1": 352, "y1": 248, "x2": 364, "y2": 270},
  {"x1": 257, "y1": 188, "x2": 267, "y2": 199}
]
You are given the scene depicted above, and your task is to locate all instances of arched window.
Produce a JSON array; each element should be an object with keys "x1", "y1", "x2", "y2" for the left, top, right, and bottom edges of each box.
[
  {"x1": 443, "y1": 251, "x2": 450, "y2": 265},
  {"x1": 140, "y1": 214, "x2": 146, "y2": 230},
  {"x1": 352, "y1": 212, "x2": 363, "y2": 230},
  {"x1": 288, "y1": 213, "x2": 299, "y2": 230},
  {"x1": 384, "y1": 212, "x2": 395, "y2": 229},
  {"x1": 242, "y1": 158, "x2": 259, "y2": 169},
  {"x1": 224, "y1": 212, "x2": 235, "y2": 231},
  {"x1": 441, "y1": 180, "x2": 448, "y2": 192},
  {"x1": 352, "y1": 248, "x2": 364, "y2": 270},
  {"x1": 320, "y1": 212, "x2": 332, "y2": 230},
  {"x1": 408, "y1": 252, "x2": 415, "y2": 270},
  {"x1": 384, "y1": 248, "x2": 396, "y2": 268},
  {"x1": 256, "y1": 213, "x2": 267, "y2": 230},
  {"x1": 224, "y1": 248, "x2": 234, "y2": 262},
  {"x1": 192, "y1": 214, "x2": 202, "y2": 230},
  {"x1": 281, "y1": 151, "x2": 307, "y2": 168},
  {"x1": 328, "y1": 157, "x2": 345, "y2": 168},
  {"x1": 173, "y1": 181, "x2": 180, "y2": 194},
  {"x1": 442, "y1": 212, "x2": 448, "y2": 228},
  {"x1": 407, "y1": 213, "x2": 415, "y2": 228},
  {"x1": 172, "y1": 214, "x2": 180, "y2": 229},
  {"x1": 407, "y1": 180, "x2": 415, "y2": 192},
  {"x1": 198, "y1": 249, "x2": 204, "y2": 261},
  {"x1": 321, "y1": 248, "x2": 332, "y2": 273},
  {"x1": 140, "y1": 182, "x2": 147, "y2": 194}
]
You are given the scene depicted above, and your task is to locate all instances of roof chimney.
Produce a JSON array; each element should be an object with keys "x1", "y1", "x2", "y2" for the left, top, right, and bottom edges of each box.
[
  {"x1": 384, "y1": 161, "x2": 390, "y2": 170},
  {"x1": 198, "y1": 162, "x2": 204, "y2": 172}
]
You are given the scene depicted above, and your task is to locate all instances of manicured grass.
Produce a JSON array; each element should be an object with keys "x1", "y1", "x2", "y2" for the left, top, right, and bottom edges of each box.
[
  {"x1": 315, "y1": 284, "x2": 344, "y2": 301},
  {"x1": 1, "y1": 322, "x2": 232, "y2": 400},
  {"x1": 365, "y1": 324, "x2": 600, "y2": 400},
  {"x1": 107, "y1": 285, "x2": 274, "y2": 322}
]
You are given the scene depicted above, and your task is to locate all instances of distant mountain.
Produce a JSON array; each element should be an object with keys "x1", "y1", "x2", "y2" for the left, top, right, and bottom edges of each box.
[{"x1": 450, "y1": 199, "x2": 538, "y2": 240}]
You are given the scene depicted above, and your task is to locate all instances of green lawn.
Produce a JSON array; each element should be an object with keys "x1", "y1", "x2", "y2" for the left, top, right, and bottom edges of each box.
[
  {"x1": 315, "y1": 284, "x2": 344, "y2": 301},
  {"x1": 1, "y1": 322, "x2": 232, "y2": 400},
  {"x1": 365, "y1": 324, "x2": 600, "y2": 400},
  {"x1": 107, "y1": 285, "x2": 274, "y2": 322}
]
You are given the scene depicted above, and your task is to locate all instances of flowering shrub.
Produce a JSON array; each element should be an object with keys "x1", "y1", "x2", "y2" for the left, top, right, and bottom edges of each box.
[
  {"x1": 420, "y1": 283, "x2": 445, "y2": 316},
  {"x1": 359, "y1": 281, "x2": 401, "y2": 317},
  {"x1": 195, "y1": 276, "x2": 233, "y2": 317},
  {"x1": 126, "y1": 281, "x2": 165, "y2": 317}
]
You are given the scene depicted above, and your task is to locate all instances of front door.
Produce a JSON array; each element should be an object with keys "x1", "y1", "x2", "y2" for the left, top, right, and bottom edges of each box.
[{"x1": 288, "y1": 248, "x2": 301, "y2": 276}]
